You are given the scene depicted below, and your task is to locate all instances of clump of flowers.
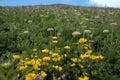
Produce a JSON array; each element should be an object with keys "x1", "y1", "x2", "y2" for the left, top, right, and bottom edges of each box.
[
  {"x1": 78, "y1": 76, "x2": 89, "y2": 80},
  {"x1": 52, "y1": 36, "x2": 58, "y2": 44},
  {"x1": 11, "y1": 36, "x2": 104, "y2": 80}
]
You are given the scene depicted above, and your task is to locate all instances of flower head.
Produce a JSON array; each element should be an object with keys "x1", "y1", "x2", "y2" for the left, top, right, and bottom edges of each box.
[
  {"x1": 25, "y1": 72, "x2": 37, "y2": 80},
  {"x1": 13, "y1": 55, "x2": 20, "y2": 59},
  {"x1": 103, "y1": 30, "x2": 109, "y2": 33},
  {"x1": 42, "y1": 49, "x2": 49, "y2": 53},
  {"x1": 52, "y1": 36, "x2": 57, "y2": 40},
  {"x1": 72, "y1": 31, "x2": 81, "y2": 36},
  {"x1": 40, "y1": 71, "x2": 47, "y2": 78},
  {"x1": 33, "y1": 48, "x2": 37, "y2": 52},
  {"x1": 79, "y1": 38, "x2": 87, "y2": 43},
  {"x1": 47, "y1": 27, "x2": 54, "y2": 31},
  {"x1": 52, "y1": 40, "x2": 58, "y2": 44},
  {"x1": 84, "y1": 30, "x2": 91, "y2": 33},
  {"x1": 64, "y1": 45, "x2": 70, "y2": 49}
]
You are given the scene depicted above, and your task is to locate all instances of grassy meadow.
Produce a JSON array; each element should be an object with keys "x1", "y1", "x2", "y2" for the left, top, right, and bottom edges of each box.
[{"x1": 0, "y1": 5, "x2": 120, "y2": 80}]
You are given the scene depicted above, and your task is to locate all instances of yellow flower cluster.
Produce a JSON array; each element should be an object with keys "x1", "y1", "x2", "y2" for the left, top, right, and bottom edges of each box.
[
  {"x1": 12, "y1": 54, "x2": 20, "y2": 59},
  {"x1": 90, "y1": 55, "x2": 104, "y2": 60},
  {"x1": 78, "y1": 76, "x2": 89, "y2": 80},
  {"x1": 25, "y1": 72, "x2": 37, "y2": 80},
  {"x1": 40, "y1": 71, "x2": 47, "y2": 78},
  {"x1": 71, "y1": 58, "x2": 78, "y2": 63},
  {"x1": 51, "y1": 53, "x2": 61, "y2": 61},
  {"x1": 18, "y1": 65, "x2": 28, "y2": 71},
  {"x1": 25, "y1": 71, "x2": 47, "y2": 80},
  {"x1": 80, "y1": 50, "x2": 104, "y2": 60},
  {"x1": 80, "y1": 54, "x2": 90, "y2": 59},
  {"x1": 42, "y1": 56, "x2": 51, "y2": 61},
  {"x1": 52, "y1": 65, "x2": 63, "y2": 71},
  {"x1": 18, "y1": 59, "x2": 41, "y2": 71},
  {"x1": 12, "y1": 36, "x2": 104, "y2": 80},
  {"x1": 52, "y1": 36, "x2": 58, "y2": 44}
]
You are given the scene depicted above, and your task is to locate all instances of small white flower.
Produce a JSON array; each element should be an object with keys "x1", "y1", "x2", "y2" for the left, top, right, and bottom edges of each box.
[
  {"x1": 28, "y1": 20, "x2": 32, "y2": 23},
  {"x1": 103, "y1": 30, "x2": 109, "y2": 33},
  {"x1": 110, "y1": 22, "x2": 117, "y2": 25},
  {"x1": 72, "y1": 31, "x2": 81, "y2": 36},
  {"x1": 1, "y1": 62, "x2": 11, "y2": 67},
  {"x1": 95, "y1": 16, "x2": 99, "y2": 18},
  {"x1": 79, "y1": 22, "x2": 83, "y2": 24},
  {"x1": 47, "y1": 28, "x2": 54, "y2": 31},
  {"x1": 23, "y1": 30, "x2": 29, "y2": 34},
  {"x1": 57, "y1": 32, "x2": 61, "y2": 36},
  {"x1": 89, "y1": 40, "x2": 94, "y2": 43},
  {"x1": 84, "y1": 30, "x2": 91, "y2": 33}
]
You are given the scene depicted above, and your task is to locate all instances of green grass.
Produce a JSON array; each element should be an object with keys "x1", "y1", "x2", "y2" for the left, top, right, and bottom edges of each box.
[{"x1": 0, "y1": 5, "x2": 120, "y2": 80}]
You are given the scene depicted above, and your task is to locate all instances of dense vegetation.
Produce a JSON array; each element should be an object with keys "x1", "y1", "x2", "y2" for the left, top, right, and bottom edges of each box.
[{"x1": 0, "y1": 5, "x2": 120, "y2": 80}]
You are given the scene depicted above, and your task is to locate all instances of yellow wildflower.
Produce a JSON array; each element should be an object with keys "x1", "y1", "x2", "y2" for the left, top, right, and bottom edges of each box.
[
  {"x1": 58, "y1": 66, "x2": 63, "y2": 71},
  {"x1": 52, "y1": 36, "x2": 57, "y2": 40},
  {"x1": 42, "y1": 62, "x2": 49, "y2": 66},
  {"x1": 52, "y1": 57, "x2": 61, "y2": 61},
  {"x1": 52, "y1": 53, "x2": 59, "y2": 57},
  {"x1": 90, "y1": 55, "x2": 102, "y2": 60},
  {"x1": 52, "y1": 40, "x2": 58, "y2": 44},
  {"x1": 71, "y1": 58, "x2": 78, "y2": 63},
  {"x1": 64, "y1": 45, "x2": 70, "y2": 49},
  {"x1": 49, "y1": 51, "x2": 53, "y2": 55},
  {"x1": 84, "y1": 46, "x2": 88, "y2": 50},
  {"x1": 54, "y1": 65, "x2": 59, "y2": 70},
  {"x1": 79, "y1": 38, "x2": 87, "y2": 43},
  {"x1": 12, "y1": 55, "x2": 20, "y2": 59},
  {"x1": 64, "y1": 54, "x2": 67, "y2": 57},
  {"x1": 71, "y1": 63, "x2": 76, "y2": 67},
  {"x1": 25, "y1": 72, "x2": 37, "y2": 80},
  {"x1": 78, "y1": 76, "x2": 89, "y2": 80},
  {"x1": 99, "y1": 55, "x2": 104, "y2": 59},
  {"x1": 85, "y1": 50, "x2": 92, "y2": 55},
  {"x1": 84, "y1": 76, "x2": 89, "y2": 80},
  {"x1": 33, "y1": 64, "x2": 40, "y2": 70},
  {"x1": 80, "y1": 54, "x2": 89, "y2": 59},
  {"x1": 42, "y1": 56, "x2": 50, "y2": 61},
  {"x1": 33, "y1": 48, "x2": 37, "y2": 52},
  {"x1": 25, "y1": 61, "x2": 32, "y2": 65},
  {"x1": 36, "y1": 59, "x2": 41, "y2": 66},
  {"x1": 17, "y1": 73, "x2": 20, "y2": 77},
  {"x1": 79, "y1": 64, "x2": 84, "y2": 68},
  {"x1": 40, "y1": 71, "x2": 47, "y2": 78},
  {"x1": 18, "y1": 65, "x2": 28, "y2": 71},
  {"x1": 42, "y1": 49, "x2": 49, "y2": 53},
  {"x1": 84, "y1": 44, "x2": 88, "y2": 49},
  {"x1": 19, "y1": 60, "x2": 24, "y2": 65},
  {"x1": 31, "y1": 59, "x2": 36, "y2": 65}
]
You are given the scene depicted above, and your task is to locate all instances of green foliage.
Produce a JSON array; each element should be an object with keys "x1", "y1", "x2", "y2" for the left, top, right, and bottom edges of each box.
[
  {"x1": 0, "y1": 5, "x2": 120, "y2": 80},
  {"x1": 0, "y1": 63, "x2": 18, "y2": 80}
]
